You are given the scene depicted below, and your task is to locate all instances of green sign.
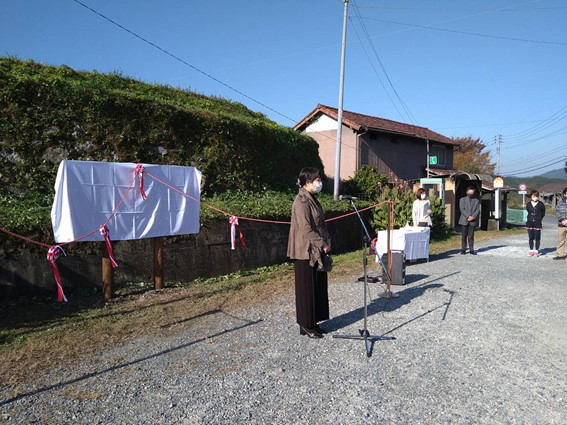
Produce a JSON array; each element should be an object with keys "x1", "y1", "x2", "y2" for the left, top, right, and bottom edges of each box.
[{"x1": 429, "y1": 155, "x2": 438, "y2": 165}]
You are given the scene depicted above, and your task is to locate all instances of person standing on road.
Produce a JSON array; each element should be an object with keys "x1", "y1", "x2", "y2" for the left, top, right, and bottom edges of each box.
[
  {"x1": 525, "y1": 190, "x2": 545, "y2": 257},
  {"x1": 553, "y1": 187, "x2": 567, "y2": 260},
  {"x1": 287, "y1": 167, "x2": 331, "y2": 339},
  {"x1": 412, "y1": 188, "x2": 433, "y2": 228},
  {"x1": 459, "y1": 186, "x2": 481, "y2": 255}
]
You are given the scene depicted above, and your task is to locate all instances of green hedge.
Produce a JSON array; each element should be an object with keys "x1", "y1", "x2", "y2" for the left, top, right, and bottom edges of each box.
[
  {"x1": 0, "y1": 58, "x2": 323, "y2": 197},
  {"x1": 0, "y1": 190, "x2": 372, "y2": 255}
]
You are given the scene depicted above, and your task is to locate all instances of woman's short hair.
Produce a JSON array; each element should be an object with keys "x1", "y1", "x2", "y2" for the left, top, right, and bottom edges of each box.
[
  {"x1": 298, "y1": 168, "x2": 321, "y2": 187},
  {"x1": 530, "y1": 189, "x2": 539, "y2": 197},
  {"x1": 416, "y1": 188, "x2": 426, "y2": 199}
]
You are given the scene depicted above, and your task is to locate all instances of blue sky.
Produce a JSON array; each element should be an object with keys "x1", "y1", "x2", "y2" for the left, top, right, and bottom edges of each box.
[{"x1": 1, "y1": 0, "x2": 566, "y2": 177}]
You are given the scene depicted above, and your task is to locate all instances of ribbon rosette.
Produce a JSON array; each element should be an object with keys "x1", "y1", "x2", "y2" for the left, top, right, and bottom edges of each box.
[
  {"x1": 99, "y1": 225, "x2": 118, "y2": 268},
  {"x1": 229, "y1": 216, "x2": 246, "y2": 250},
  {"x1": 46, "y1": 245, "x2": 68, "y2": 302},
  {"x1": 135, "y1": 164, "x2": 147, "y2": 200}
]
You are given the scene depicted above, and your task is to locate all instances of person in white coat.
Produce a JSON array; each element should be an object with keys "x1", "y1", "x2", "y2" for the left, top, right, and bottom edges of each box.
[{"x1": 413, "y1": 188, "x2": 432, "y2": 227}]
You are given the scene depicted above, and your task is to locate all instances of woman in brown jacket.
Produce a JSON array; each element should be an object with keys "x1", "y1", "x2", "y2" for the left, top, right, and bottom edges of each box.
[{"x1": 287, "y1": 168, "x2": 331, "y2": 338}]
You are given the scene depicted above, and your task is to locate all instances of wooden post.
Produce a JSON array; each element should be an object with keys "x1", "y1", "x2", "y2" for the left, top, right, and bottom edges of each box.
[
  {"x1": 387, "y1": 201, "x2": 392, "y2": 296},
  {"x1": 101, "y1": 242, "x2": 114, "y2": 302},
  {"x1": 153, "y1": 237, "x2": 164, "y2": 290}
]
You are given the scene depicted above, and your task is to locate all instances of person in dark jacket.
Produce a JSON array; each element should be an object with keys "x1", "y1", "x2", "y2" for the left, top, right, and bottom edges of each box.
[
  {"x1": 287, "y1": 167, "x2": 331, "y2": 338},
  {"x1": 459, "y1": 186, "x2": 481, "y2": 255},
  {"x1": 525, "y1": 190, "x2": 545, "y2": 257},
  {"x1": 553, "y1": 187, "x2": 567, "y2": 260}
]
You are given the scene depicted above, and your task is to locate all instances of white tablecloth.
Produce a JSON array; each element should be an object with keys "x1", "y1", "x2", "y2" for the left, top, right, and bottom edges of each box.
[{"x1": 374, "y1": 227, "x2": 430, "y2": 261}]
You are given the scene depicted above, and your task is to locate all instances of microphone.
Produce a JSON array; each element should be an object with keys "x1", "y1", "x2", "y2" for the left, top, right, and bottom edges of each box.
[{"x1": 339, "y1": 195, "x2": 359, "y2": 201}]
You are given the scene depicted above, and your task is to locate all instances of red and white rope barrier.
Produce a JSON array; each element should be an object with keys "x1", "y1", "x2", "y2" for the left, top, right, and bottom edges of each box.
[{"x1": 1, "y1": 164, "x2": 396, "y2": 301}]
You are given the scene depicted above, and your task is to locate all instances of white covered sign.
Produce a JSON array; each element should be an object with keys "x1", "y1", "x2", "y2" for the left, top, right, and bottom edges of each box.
[{"x1": 51, "y1": 160, "x2": 201, "y2": 243}]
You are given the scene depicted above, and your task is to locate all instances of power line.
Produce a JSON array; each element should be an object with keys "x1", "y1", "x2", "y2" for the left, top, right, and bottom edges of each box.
[
  {"x1": 355, "y1": 5, "x2": 566, "y2": 12},
  {"x1": 501, "y1": 106, "x2": 567, "y2": 142},
  {"x1": 502, "y1": 157, "x2": 567, "y2": 175},
  {"x1": 350, "y1": 0, "x2": 419, "y2": 125},
  {"x1": 347, "y1": 16, "x2": 408, "y2": 122},
  {"x1": 501, "y1": 143, "x2": 567, "y2": 167},
  {"x1": 360, "y1": 16, "x2": 567, "y2": 47},
  {"x1": 69, "y1": 0, "x2": 363, "y2": 153},
  {"x1": 70, "y1": 0, "x2": 298, "y2": 123},
  {"x1": 434, "y1": 119, "x2": 551, "y2": 130},
  {"x1": 501, "y1": 155, "x2": 566, "y2": 173},
  {"x1": 503, "y1": 127, "x2": 567, "y2": 148}
]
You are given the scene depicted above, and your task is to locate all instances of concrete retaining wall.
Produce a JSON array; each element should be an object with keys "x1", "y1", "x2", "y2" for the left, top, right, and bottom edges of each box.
[{"x1": 0, "y1": 213, "x2": 370, "y2": 301}]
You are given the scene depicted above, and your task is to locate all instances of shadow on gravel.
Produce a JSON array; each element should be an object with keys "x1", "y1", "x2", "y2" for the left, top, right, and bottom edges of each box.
[
  {"x1": 429, "y1": 249, "x2": 462, "y2": 261},
  {"x1": 476, "y1": 245, "x2": 506, "y2": 253},
  {"x1": 538, "y1": 247, "x2": 557, "y2": 256},
  {"x1": 323, "y1": 272, "x2": 460, "y2": 334},
  {"x1": 404, "y1": 274, "x2": 429, "y2": 284},
  {"x1": 430, "y1": 245, "x2": 507, "y2": 261},
  {"x1": 325, "y1": 287, "x2": 437, "y2": 333},
  {"x1": 0, "y1": 312, "x2": 262, "y2": 407},
  {"x1": 380, "y1": 288, "x2": 456, "y2": 337}
]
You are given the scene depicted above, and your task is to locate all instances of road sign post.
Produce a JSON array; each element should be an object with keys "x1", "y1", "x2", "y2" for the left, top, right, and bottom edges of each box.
[{"x1": 519, "y1": 183, "x2": 528, "y2": 206}]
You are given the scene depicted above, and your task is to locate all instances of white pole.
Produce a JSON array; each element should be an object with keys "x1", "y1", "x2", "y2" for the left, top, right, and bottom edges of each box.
[
  {"x1": 495, "y1": 188, "x2": 501, "y2": 221},
  {"x1": 334, "y1": 0, "x2": 349, "y2": 201}
]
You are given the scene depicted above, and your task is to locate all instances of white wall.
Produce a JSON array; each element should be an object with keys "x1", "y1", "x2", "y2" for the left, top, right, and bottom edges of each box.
[{"x1": 305, "y1": 114, "x2": 337, "y2": 133}]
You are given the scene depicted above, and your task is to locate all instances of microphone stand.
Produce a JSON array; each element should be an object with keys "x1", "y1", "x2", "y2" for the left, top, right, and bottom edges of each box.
[{"x1": 333, "y1": 198, "x2": 395, "y2": 357}]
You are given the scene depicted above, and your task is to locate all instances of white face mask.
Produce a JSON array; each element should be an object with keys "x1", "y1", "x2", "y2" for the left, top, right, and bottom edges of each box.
[
  {"x1": 312, "y1": 180, "x2": 323, "y2": 193},
  {"x1": 532, "y1": 197, "x2": 538, "y2": 202},
  {"x1": 420, "y1": 193, "x2": 426, "y2": 200}
]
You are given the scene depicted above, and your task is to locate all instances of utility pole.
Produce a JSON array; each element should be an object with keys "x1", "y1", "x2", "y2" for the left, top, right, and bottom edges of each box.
[
  {"x1": 334, "y1": 0, "x2": 349, "y2": 200},
  {"x1": 426, "y1": 138, "x2": 430, "y2": 178},
  {"x1": 496, "y1": 134, "x2": 502, "y2": 175}
]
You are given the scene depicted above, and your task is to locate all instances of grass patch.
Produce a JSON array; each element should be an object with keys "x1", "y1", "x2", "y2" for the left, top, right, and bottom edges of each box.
[{"x1": 0, "y1": 227, "x2": 522, "y2": 388}]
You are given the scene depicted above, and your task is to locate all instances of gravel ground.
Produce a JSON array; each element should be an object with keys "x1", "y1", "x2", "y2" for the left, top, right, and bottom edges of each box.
[{"x1": 1, "y1": 217, "x2": 566, "y2": 424}]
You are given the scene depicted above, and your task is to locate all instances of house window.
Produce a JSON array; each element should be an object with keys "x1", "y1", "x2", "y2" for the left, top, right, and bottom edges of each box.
[
  {"x1": 369, "y1": 131, "x2": 378, "y2": 140},
  {"x1": 430, "y1": 144, "x2": 446, "y2": 166}
]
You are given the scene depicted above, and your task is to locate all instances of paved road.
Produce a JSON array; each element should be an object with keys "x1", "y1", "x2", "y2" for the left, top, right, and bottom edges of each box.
[{"x1": 1, "y1": 217, "x2": 566, "y2": 424}]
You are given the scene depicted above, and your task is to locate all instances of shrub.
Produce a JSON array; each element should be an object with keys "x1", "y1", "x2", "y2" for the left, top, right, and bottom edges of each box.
[
  {"x1": 0, "y1": 58, "x2": 324, "y2": 198},
  {"x1": 370, "y1": 185, "x2": 415, "y2": 231},
  {"x1": 341, "y1": 165, "x2": 388, "y2": 200},
  {"x1": 369, "y1": 181, "x2": 451, "y2": 240}
]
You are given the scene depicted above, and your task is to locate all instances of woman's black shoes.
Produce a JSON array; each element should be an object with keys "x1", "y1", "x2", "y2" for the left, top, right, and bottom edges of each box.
[{"x1": 300, "y1": 326, "x2": 323, "y2": 338}]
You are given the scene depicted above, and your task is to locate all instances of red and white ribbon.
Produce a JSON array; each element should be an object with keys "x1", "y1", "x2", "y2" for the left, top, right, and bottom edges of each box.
[
  {"x1": 99, "y1": 225, "x2": 118, "y2": 268},
  {"x1": 369, "y1": 237, "x2": 378, "y2": 256},
  {"x1": 135, "y1": 164, "x2": 147, "y2": 200},
  {"x1": 46, "y1": 245, "x2": 68, "y2": 302},
  {"x1": 229, "y1": 216, "x2": 245, "y2": 250}
]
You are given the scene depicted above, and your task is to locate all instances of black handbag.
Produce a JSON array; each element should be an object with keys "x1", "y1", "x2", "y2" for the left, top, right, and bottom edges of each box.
[{"x1": 317, "y1": 253, "x2": 333, "y2": 272}]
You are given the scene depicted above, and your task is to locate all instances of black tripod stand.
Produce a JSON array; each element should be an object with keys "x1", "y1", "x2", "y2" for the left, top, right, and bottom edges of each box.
[{"x1": 333, "y1": 198, "x2": 395, "y2": 357}]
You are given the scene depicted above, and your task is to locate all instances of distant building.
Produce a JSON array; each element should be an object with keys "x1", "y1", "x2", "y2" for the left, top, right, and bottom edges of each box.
[
  {"x1": 294, "y1": 104, "x2": 459, "y2": 182},
  {"x1": 538, "y1": 182, "x2": 567, "y2": 207}
]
